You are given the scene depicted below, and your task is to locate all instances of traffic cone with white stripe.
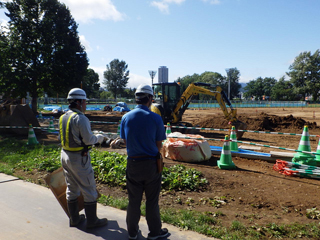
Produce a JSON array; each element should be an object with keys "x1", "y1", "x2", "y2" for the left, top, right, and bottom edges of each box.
[
  {"x1": 230, "y1": 126, "x2": 238, "y2": 151},
  {"x1": 314, "y1": 137, "x2": 320, "y2": 165},
  {"x1": 292, "y1": 125, "x2": 316, "y2": 166},
  {"x1": 166, "y1": 122, "x2": 172, "y2": 137},
  {"x1": 217, "y1": 135, "x2": 236, "y2": 170},
  {"x1": 48, "y1": 117, "x2": 55, "y2": 133},
  {"x1": 27, "y1": 124, "x2": 39, "y2": 145}
]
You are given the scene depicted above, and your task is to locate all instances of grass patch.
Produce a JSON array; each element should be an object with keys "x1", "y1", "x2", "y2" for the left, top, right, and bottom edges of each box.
[{"x1": 2, "y1": 136, "x2": 320, "y2": 239}]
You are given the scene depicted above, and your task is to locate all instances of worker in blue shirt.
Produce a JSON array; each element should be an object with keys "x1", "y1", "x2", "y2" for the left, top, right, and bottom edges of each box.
[{"x1": 120, "y1": 84, "x2": 169, "y2": 240}]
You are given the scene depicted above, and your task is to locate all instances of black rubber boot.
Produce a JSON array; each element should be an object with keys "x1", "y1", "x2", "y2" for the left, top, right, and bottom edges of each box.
[
  {"x1": 67, "y1": 199, "x2": 85, "y2": 227},
  {"x1": 84, "y1": 201, "x2": 108, "y2": 229}
]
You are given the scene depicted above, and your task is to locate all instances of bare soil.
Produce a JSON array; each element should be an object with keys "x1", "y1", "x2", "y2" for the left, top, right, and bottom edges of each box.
[{"x1": 10, "y1": 107, "x2": 320, "y2": 235}]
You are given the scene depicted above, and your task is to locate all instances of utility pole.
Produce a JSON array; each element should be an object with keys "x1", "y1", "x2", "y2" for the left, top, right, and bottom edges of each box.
[
  {"x1": 148, "y1": 70, "x2": 157, "y2": 86},
  {"x1": 225, "y1": 68, "x2": 231, "y2": 99}
]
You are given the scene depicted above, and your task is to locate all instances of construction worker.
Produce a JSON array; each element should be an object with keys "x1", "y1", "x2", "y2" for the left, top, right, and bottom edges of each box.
[
  {"x1": 59, "y1": 88, "x2": 107, "y2": 229},
  {"x1": 120, "y1": 84, "x2": 169, "y2": 240}
]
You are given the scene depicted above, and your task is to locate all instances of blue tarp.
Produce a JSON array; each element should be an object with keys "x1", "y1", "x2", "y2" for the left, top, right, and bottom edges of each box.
[
  {"x1": 86, "y1": 107, "x2": 101, "y2": 111},
  {"x1": 43, "y1": 106, "x2": 62, "y2": 111},
  {"x1": 113, "y1": 106, "x2": 130, "y2": 112},
  {"x1": 210, "y1": 146, "x2": 271, "y2": 157},
  {"x1": 113, "y1": 102, "x2": 130, "y2": 112}
]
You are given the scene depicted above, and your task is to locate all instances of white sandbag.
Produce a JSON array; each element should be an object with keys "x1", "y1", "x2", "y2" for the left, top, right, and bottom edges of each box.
[{"x1": 162, "y1": 132, "x2": 211, "y2": 162}]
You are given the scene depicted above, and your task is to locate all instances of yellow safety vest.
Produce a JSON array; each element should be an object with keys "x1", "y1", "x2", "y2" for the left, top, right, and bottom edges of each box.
[{"x1": 59, "y1": 112, "x2": 84, "y2": 151}]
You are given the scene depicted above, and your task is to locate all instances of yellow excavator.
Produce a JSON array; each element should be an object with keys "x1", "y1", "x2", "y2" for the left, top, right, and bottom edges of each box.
[{"x1": 150, "y1": 82, "x2": 247, "y2": 139}]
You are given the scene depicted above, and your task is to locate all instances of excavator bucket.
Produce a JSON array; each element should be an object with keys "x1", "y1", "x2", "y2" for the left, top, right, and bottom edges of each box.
[{"x1": 232, "y1": 120, "x2": 247, "y2": 139}]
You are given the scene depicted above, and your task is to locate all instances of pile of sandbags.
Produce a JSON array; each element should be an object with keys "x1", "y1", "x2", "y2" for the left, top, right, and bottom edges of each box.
[
  {"x1": 162, "y1": 132, "x2": 211, "y2": 162},
  {"x1": 92, "y1": 131, "x2": 126, "y2": 149}
]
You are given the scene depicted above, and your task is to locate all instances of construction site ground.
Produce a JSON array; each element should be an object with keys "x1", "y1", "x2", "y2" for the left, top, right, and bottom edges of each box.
[{"x1": 6, "y1": 107, "x2": 320, "y2": 235}]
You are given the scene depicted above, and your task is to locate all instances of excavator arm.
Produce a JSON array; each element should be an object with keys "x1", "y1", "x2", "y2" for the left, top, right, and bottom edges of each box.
[{"x1": 172, "y1": 82, "x2": 238, "y2": 124}]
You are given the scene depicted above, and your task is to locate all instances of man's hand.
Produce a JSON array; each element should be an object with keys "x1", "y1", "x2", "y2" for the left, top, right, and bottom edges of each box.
[{"x1": 95, "y1": 134, "x2": 105, "y2": 144}]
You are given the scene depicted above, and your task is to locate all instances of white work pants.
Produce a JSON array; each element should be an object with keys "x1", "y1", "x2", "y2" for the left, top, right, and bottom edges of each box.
[{"x1": 61, "y1": 150, "x2": 98, "y2": 202}]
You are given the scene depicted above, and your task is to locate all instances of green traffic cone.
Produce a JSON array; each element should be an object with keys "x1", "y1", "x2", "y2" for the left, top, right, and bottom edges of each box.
[
  {"x1": 315, "y1": 137, "x2": 320, "y2": 165},
  {"x1": 48, "y1": 117, "x2": 55, "y2": 133},
  {"x1": 217, "y1": 135, "x2": 236, "y2": 170},
  {"x1": 27, "y1": 124, "x2": 39, "y2": 145},
  {"x1": 166, "y1": 122, "x2": 172, "y2": 137},
  {"x1": 230, "y1": 126, "x2": 238, "y2": 151},
  {"x1": 292, "y1": 125, "x2": 316, "y2": 166}
]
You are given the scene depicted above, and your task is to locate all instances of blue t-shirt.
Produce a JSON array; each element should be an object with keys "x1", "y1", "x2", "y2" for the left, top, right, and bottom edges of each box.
[{"x1": 120, "y1": 105, "x2": 166, "y2": 157}]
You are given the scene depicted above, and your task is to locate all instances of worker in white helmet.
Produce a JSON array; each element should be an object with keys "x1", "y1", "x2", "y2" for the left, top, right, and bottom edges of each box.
[
  {"x1": 120, "y1": 84, "x2": 169, "y2": 240},
  {"x1": 59, "y1": 88, "x2": 107, "y2": 229}
]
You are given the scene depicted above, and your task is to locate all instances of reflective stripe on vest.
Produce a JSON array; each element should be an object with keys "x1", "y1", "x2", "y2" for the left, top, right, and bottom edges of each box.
[{"x1": 59, "y1": 111, "x2": 84, "y2": 151}]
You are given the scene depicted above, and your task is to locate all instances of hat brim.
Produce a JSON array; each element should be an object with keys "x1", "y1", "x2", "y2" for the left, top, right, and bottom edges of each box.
[{"x1": 135, "y1": 93, "x2": 150, "y2": 100}]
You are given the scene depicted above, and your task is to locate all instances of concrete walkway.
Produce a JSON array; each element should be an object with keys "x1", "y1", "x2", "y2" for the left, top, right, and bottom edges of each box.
[{"x1": 0, "y1": 173, "x2": 218, "y2": 240}]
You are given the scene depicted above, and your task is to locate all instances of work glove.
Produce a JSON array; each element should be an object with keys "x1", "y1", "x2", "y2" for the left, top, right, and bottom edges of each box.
[{"x1": 95, "y1": 134, "x2": 105, "y2": 144}]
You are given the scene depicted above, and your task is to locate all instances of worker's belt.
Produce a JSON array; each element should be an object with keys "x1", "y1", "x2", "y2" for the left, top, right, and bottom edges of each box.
[
  {"x1": 62, "y1": 145, "x2": 92, "y2": 153},
  {"x1": 62, "y1": 148, "x2": 82, "y2": 153},
  {"x1": 128, "y1": 155, "x2": 157, "y2": 160}
]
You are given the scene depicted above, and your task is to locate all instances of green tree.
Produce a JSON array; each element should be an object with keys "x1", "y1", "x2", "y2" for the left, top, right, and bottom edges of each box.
[
  {"x1": 243, "y1": 77, "x2": 277, "y2": 100},
  {"x1": 270, "y1": 76, "x2": 296, "y2": 101},
  {"x1": 103, "y1": 59, "x2": 129, "y2": 99},
  {"x1": 122, "y1": 88, "x2": 136, "y2": 99},
  {"x1": 200, "y1": 71, "x2": 225, "y2": 86},
  {"x1": 100, "y1": 90, "x2": 113, "y2": 100},
  {"x1": 262, "y1": 77, "x2": 277, "y2": 98},
  {"x1": 225, "y1": 68, "x2": 241, "y2": 100},
  {"x1": 0, "y1": 29, "x2": 11, "y2": 96},
  {"x1": 2, "y1": 0, "x2": 88, "y2": 113},
  {"x1": 243, "y1": 80, "x2": 256, "y2": 100},
  {"x1": 287, "y1": 50, "x2": 320, "y2": 101},
  {"x1": 176, "y1": 73, "x2": 200, "y2": 93},
  {"x1": 82, "y1": 68, "x2": 100, "y2": 98}
]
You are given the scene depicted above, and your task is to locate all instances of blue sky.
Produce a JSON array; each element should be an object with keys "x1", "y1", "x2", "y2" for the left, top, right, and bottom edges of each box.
[{"x1": 1, "y1": 0, "x2": 319, "y2": 89}]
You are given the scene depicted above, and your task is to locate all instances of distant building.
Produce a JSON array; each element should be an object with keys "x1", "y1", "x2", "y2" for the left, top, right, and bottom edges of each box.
[{"x1": 158, "y1": 66, "x2": 168, "y2": 83}]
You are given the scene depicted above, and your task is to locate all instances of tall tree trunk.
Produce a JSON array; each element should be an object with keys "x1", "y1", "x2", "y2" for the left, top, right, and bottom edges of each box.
[{"x1": 31, "y1": 96, "x2": 38, "y2": 114}]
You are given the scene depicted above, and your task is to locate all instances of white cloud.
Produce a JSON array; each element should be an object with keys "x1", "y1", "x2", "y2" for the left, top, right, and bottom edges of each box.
[
  {"x1": 151, "y1": 0, "x2": 186, "y2": 14},
  {"x1": 62, "y1": 0, "x2": 125, "y2": 23},
  {"x1": 127, "y1": 73, "x2": 150, "y2": 89},
  {"x1": 0, "y1": 19, "x2": 8, "y2": 33},
  {"x1": 91, "y1": 66, "x2": 106, "y2": 86},
  {"x1": 151, "y1": 1, "x2": 170, "y2": 14},
  {"x1": 79, "y1": 35, "x2": 92, "y2": 52},
  {"x1": 202, "y1": 0, "x2": 221, "y2": 5}
]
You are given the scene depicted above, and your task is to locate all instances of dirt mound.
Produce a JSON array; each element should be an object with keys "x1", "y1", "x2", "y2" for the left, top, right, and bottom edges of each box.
[{"x1": 193, "y1": 112, "x2": 318, "y2": 132}]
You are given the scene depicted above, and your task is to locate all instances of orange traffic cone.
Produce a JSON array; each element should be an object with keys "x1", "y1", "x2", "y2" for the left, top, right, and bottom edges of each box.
[
  {"x1": 230, "y1": 126, "x2": 238, "y2": 151},
  {"x1": 292, "y1": 125, "x2": 316, "y2": 166},
  {"x1": 217, "y1": 135, "x2": 236, "y2": 170},
  {"x1": 27, "y1": 124, "x2": 39, "y2": 145}
]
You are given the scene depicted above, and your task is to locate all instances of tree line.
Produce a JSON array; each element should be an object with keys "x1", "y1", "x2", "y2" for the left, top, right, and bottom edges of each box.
[
  {"x1": 244, "y1": 50, "x2": 320, "y2": 101},
  {"x1": 176, "y1": 50, "x2": 320, "y2": 102},
  {"x1": 1, "y1": 0, "x2": 320, "y2": 114}
]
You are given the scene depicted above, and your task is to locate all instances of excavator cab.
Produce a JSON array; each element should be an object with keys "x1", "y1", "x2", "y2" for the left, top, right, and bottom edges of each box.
[
  {"x1": 152, "y1": 82, "x2": 181, "y2": 123},
  {"x1": 151, "y1": 82, "x2": 247, "y2": 139}
]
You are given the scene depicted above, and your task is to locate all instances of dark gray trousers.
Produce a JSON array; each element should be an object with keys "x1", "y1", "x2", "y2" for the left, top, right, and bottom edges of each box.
[{"x1": 126, "y1": 158, "x2": 162, "y2": 237}]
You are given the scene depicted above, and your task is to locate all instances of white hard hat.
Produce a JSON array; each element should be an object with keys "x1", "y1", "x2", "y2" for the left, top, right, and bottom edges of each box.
[
  {"x1": 135, "y1": 84, "x2": 153, "y2": 97},
  {"x1": 67, "y1": 88, "x2": 87, "y2": 100}
]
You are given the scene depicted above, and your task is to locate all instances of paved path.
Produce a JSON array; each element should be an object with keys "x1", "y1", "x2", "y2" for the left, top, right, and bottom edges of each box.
[{"x1": 0, "y1": 173, "x2": 218, "y2": 240}]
